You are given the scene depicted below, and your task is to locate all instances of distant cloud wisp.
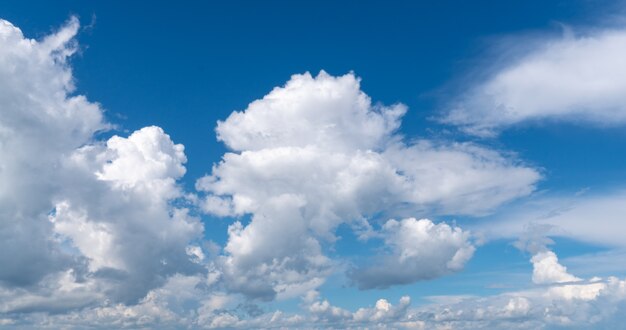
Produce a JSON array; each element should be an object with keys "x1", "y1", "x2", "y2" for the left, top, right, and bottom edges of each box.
[{"x1": 442, "y1": 27, "x2": 626, "y2": 136}]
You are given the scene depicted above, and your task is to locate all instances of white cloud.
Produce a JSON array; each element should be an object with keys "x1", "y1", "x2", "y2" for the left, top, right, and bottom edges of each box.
[
  {"x1": 350, "y1": 218, "x2": 475, "y2": 289},
  {"x1": 530, "y1": 251, "x2": 581, "y2": 285},
  {"x1": 30, "y1": 274, "x2": 204, "y2": 329},
  {"x1": 0, "y1": 17, "x2": 206, "y2": 314},
  {"x1": 512, "y1": 224, "x2": 582, "y2": 285},
  {"x1": 218, "y1": 197, "x2": 333, "y2": 301},
  {"x1": 50, "y1": 201, "x2": 121, "y2": 271},
  {"x1": 382, "y1": 142, "x2": 539, "y2": 215},
  {"x1": 443, "y1": 27, "x2": 626, "y2": 136},
  {"x1": 216, "y1": 71, "x2": 406, "y2": 153},
  {"x1": 353, "y1": 296, "x2": 412, "y2": 324},
  {"x1": 5, "y1": 245, "x2": 626, "y2": 330},
  {"x1": 95, "y1": 126, "x2": 187, "y2": 198},
  {"x1": 197, "y1": 71, "x2": 539, "y2": 299},
  {"x1": 546, "y1": 281, "x2": 606, "y2": 302},
  {"x1": 475, "y1": 191, "x2": 626, "y2": 249},
  {"x1": 52, "y1": 127, "x2": 204, "y2": 303},
  {"x1": 309, "y1": 299, "x2": 352, "y2": 322},
  {"x1": 0, "y1": 270, "x2": 103, "y2": 315},
  {"x1": 0, "y1": 16, "x2": 106, "y2": 288},
  {"x1": 389, "y1": 248, "x2": 626, "y2": 330}
]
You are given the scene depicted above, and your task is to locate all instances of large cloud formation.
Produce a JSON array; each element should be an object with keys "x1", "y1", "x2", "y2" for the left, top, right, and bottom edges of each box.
[
  {"x1": 197, "y1": 71, "x2": 540, "y2": 299},
  {"x1": 443, "y1": 27, "x2": 626, "y2": 136},
  {"x1": 0, "y1": 17, "x2": 204, "y2": 315},
  {"x1": 0, "y1": 17, "x2": 105, "y2": 288}
]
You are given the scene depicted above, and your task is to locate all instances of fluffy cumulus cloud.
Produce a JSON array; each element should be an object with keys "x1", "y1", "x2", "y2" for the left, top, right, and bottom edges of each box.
[
  {"x1": 442, "y1": 27, "x2": 626, "y2": 136},
  {"x1": 305, "y1": 295, "x2": 416, "y2": 328},
  {"x1": 215, "y1": 72, "x2": 406, "y2": 153},
  {"x1": 53, "y1": 126, "x2": 204, "y2": 303},
  {"x1": 530, "y1": 251, "x2": 581, "y2": 285},
  {"x1": 0, "y1": 16, "x2": 105, "y2": 288},
  {"x1": 0, "y1": 16, "x2": 205, "y2": 318},
  {"x1": 197, "y1": 71, "x2": 539, "y2": 299},
  {"x1": 512, "y1": 225, "x2": 582, "y2": 285}
]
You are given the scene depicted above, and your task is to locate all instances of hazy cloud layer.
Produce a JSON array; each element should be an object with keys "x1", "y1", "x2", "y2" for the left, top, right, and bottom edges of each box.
[
  {"x1": 476, "y1": 191, "x2": 626, "y2": 249},
  {"x1": 443, "y1": 27, "x2": 626, "y2": 136},
  {"x1": 4, "y1": 248, "x2": 626, "y2": 329}
]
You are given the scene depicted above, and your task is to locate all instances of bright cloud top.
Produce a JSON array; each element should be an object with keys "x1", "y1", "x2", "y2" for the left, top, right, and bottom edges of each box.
[
  {"x1": 216, "y1": 71, "x2": 406, "y2": 152},
  {"x1": 443, "y1": 28, "x2": 626, "y2": 136}
]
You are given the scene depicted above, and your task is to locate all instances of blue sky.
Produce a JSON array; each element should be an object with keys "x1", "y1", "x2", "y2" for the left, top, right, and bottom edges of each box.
[{"x1": 2, "y1": 1, "x2": 626, "y2": 329}]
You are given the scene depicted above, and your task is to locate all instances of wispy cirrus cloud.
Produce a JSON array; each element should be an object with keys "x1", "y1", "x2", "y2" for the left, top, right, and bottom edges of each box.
[
  {"x1": 474, "y1": 190, "x2": 626, "y2": 249},
  {"x1": 442, "y1": 26, "x2": 626, "y2": 136}
]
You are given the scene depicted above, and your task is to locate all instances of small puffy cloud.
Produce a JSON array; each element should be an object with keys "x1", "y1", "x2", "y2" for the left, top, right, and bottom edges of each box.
[
  {"x1": 531, "y1": 251, "x2": 581, "y2": 285},
  {"x1": 350, "y1": 218, "x2": 475, "y2": 289},
  {"x1": 198, "y1": 71, "x2": 538, "y2": 299},
  {"x1": 306, "y1": 295, "x2": 414, "y2": 327},
  {"x1": 442, "y1": 28, "x2": 626, "y2": 136},
  {"x1": 309, "y1": 300, "x2": 352, "y2": 322},
  {"x1": 512, "y1": 224, "x2": 581, "y2": 285},
  {"x1": 95, "y1": 126, "x2": 187, "y2": 198},
  {"x1": 353, "y1": 296, "x2": 412, "y2": 324}
]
